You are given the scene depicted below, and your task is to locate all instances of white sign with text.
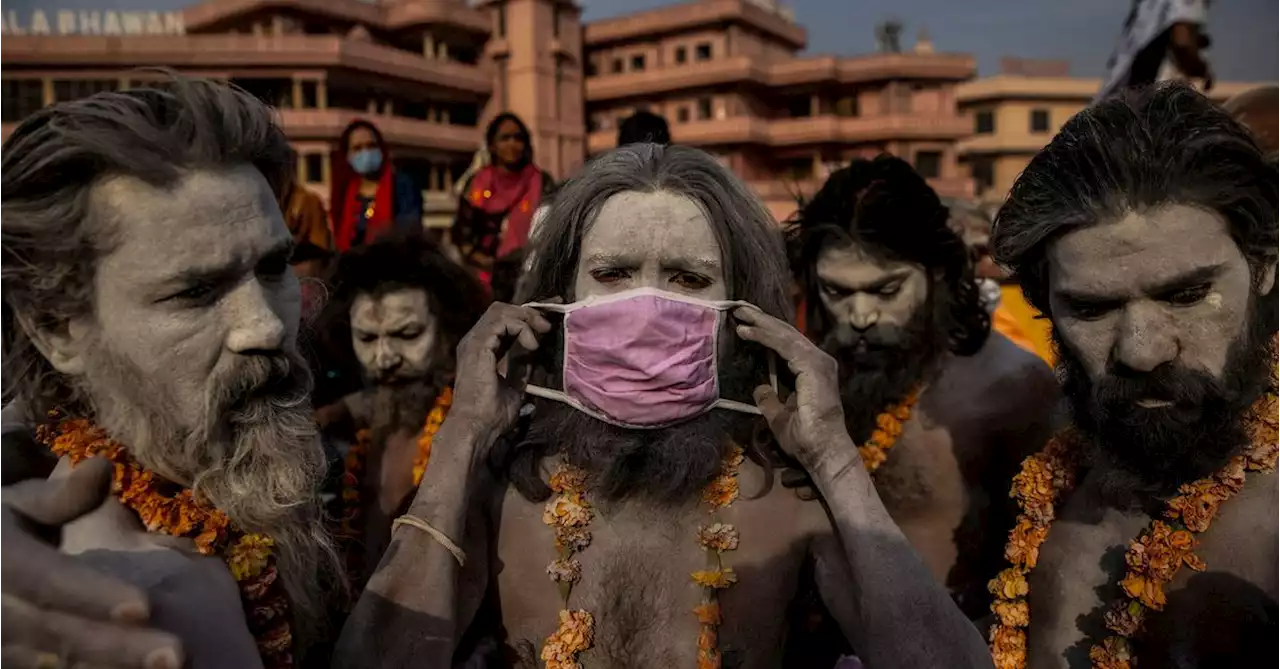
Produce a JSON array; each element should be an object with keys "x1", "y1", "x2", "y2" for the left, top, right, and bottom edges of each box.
[{"x1": 1, "y1": 10, "x2": 186, "y2": 36}]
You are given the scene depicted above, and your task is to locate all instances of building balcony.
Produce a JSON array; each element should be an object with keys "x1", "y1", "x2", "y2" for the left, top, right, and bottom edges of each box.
[
  {"x1": 0, "y1": 34, "x2": 492, "y2": 95},
  {"x1": 588, "y1": 114, "x2": 969, "y2": 153},
  {"x1": 585, "y1": 52, "x2": 976, "y2": 103},
  {"x1": 585, "y1": 0, "x2": 806, "y2": 50},
  {"x1": 184, "y1": 0, "x2": 491, "y2": 36},
  {"x1": 954, "y1": 133, "x2": 1051, "y2": 156},
  {"x1": 277, "y1": 108, "x2": 481, "y2": 153}
]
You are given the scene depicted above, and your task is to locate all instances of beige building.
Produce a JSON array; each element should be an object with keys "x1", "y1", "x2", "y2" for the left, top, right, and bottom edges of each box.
[
  {"x1": 584, "y1": 0, "x2": 977, "y2": 221},
  {"x1": 956, "y1": 58, "x2": 1264, "y2": 204}
]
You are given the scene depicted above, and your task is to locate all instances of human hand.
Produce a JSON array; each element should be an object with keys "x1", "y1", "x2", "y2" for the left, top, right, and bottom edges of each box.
[
  {"x1": 1, "y1": 457, "x2": 185, "y2": 669},
  {"x1": 450, "y1": 301, "x2": 552, "y2": 447},
  {"x1": 733, "y1": 306, "x2": 854, "y2": 477}
]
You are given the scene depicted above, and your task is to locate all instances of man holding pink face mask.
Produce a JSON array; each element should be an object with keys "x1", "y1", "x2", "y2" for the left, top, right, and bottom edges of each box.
[{"x1": 334, "y1": 144, "x2": 989, "y2": 668}]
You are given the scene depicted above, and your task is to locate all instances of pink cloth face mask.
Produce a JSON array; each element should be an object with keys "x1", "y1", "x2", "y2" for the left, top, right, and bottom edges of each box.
[{"x1": 524, "y1": 288, "x2": 762, "y2": 429}]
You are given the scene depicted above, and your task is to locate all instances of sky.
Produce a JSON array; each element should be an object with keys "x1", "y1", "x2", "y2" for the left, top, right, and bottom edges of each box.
[{"x1": 5, "y1": 0, "x2": 1278, "y2": 81}]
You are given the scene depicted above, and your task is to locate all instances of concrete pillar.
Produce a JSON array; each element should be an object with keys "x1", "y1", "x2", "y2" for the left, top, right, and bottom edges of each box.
[
  {"x1": 296, "y1": 151, "x2": 307, "y2": 184},
  {"x1": 118, "y1": 76, "x2": 131, "y2": 91},
  {"x1": 41, "y1": 78, "x2": 54, "y2": 106},
  {"x1": 423, "y1": 34, "x2": 435, "y2": 59},
  {"x1": 382, "y1": 99, "x2": 395, "y2": 116},
  {"x1": 271, "y1": 15, "x2": 284, "y2": 37},
  {"x1": 321, "y1": 151, "x2": 332, "y2": 189},
  {"x1": 810, "y1": 94, "x2": 820, "y2": 117},
  {"x1": 441, "y1": 107, "x2": 450, "y2": 124},
  {"x1": 367, "y1": 99, "x2": 378, "y2": 114},
  {"x1": 316, "y1": 79, "x2": 328, "y2": 110},
  {"x1": 291, "y1": 78, "x2": 303, "y2": 109},
  {"x1": 438, "y1": 42, "x2": 449, "y2": 61}
]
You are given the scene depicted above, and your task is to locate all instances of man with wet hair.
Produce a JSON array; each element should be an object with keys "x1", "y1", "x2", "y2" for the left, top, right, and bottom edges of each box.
[
  {"x1": 990, "y1": 83, "x2": 1277, "y2": 668},
  {"x1": 1, "y1": 75, "x2": 341, "y2": 667},
  {"x1": 788, "y1": 156, "x2": 1058, "y2": 622},
  {"x1": 335, "y1": 144, "x2": 990, "y2": 668}
]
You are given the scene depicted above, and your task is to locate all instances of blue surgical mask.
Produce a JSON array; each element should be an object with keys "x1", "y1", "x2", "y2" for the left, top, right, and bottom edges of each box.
[{"x1": 348, "y1": 148, "x2": 383, "y2": 176}]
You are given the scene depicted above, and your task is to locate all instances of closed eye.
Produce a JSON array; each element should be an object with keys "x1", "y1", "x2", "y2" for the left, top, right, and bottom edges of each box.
[
  {"x1": 1063, "y1": 299, "x2": 1119, "y2": 321},
  {"x1": 393, "y1": 328, "x2": 424, "y2": 339},
  {"x1": 820, "y1": 283, "x2": 851, "y2": 298},
  {"x1": 877, "y1": 282, "x2": 902, "y2": 297},
  {"x1": 163, "y1": 282, "x2": 220, "y2": 305}
]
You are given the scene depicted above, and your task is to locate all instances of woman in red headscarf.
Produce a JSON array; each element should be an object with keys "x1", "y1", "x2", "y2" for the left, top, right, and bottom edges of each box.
[
  {"x1": 330, "y1": 119, "x2": 424, "y2": 252},
  {"x1": 451, "y1": 112, "x2": 555, "y2": 285}
]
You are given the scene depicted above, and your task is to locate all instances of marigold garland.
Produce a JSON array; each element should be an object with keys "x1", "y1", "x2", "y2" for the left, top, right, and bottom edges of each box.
[
  {"x1": 987, "y1": 389, "x2": 1278, "y2": 669},
  {"x1": 37, "y1": 414, "x2": 294, "y2": 668},
  {"x1": 338, "y1": 387, "x2": 452, "y2": 588},
  {"x1": 857, "y1": 386, "x2": 923, "y2": 472},
  {"x1": 540, "y1": 446, "x2": 745, "y2": 669}
]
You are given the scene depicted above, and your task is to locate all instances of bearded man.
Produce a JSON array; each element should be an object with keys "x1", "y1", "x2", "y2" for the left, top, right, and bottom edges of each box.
[
  {"x1": 333, "y1": 143, "x2": 990, "y2": 668},
  {"x1": 313, "y1": 232, "x2": 487, "y2": 590},
  {"x1": 788, "y1": 156, "x2": 1059, "y2": 620},
  {"x1": 988, "y1": 83, "x2": 1278, "y2": 668},
  {"x1": 1, "y1": 77, "x2": 341, "y2": 667}
]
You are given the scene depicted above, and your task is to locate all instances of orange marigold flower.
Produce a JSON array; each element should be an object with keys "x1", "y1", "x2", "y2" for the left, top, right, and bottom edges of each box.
[
  {"x1": 1004, "y1": 518, "x2": 1048, "y2": 569},
  {"x1": 697, "y1": 625, "x2": 717, "y2": 651},
  {"x1": 1119, "y1": 573, "x2": 1166, "y2": 610},
  {"x1": 991, "y1": 598, "x2": 1030, "y2": 627},
  {"x1": 693, "y1": 601, "x2": 722, "y2": 625},
  {"x1": 547, "y1": 558, "x2": 582, "y2": 584},
  {"x1": 988, "y1": 568, "x2": 1029, "y2": 600},
  {"x1": 1103, "y1": 600, "x2": 1145, "y2": 637},
  {"x1": 1088, "y1": 636, "x2": 1133, "y2": 669},
  {"x1": 543, "y1": 494, "x2": 592, "y2": 528},
  {"x1": 691, "y1": 568, "x2": 738, "y2": 589},
  {"x1": 722, "y1": 446, "x2": 745, "y2": 471},
  {"x1": 859, "y1": 445, "x2": 887, "y2": 472},
  {"x1": 988, "y1": 625, "x2": 1026, "y2": 669},
  {"x1": 549, "y1": 465, "x2": 588, "y2": 494},
  {"x1": 226, "y1": 534, "x2": 276, "y2": 581},
  {"x1": 554, "y1": 525, "x2": 592, "y2": 553},
  {"x1": 701, "y1": 474, "x2": 739, "y2": 510},
  {"x1": 541, "y1": 609, "x2": 594, "y2": 667},
  {"x1": 696, "y1": 523, "x2": 740, "y2": 552}
]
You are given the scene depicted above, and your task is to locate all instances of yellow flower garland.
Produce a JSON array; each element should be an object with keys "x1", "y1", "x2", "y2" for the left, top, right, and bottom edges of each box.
[
  {"x1": 540, "y1": 446, "x2": 745, "y2": 669},
  {"x1": 988, "y1": 390, "x2": 1279, "y2": 669},
  {"x1": 37, "y1": 414, "x2": 295, "y2": 668}
]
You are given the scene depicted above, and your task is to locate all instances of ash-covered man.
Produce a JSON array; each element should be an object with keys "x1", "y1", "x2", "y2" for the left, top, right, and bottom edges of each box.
[
  {"x1": 1, "y1": 77, "x2": 341, "y2": 667},
  {"x1": 788, "y1": 156, "x2": 1059, "y2": 620},
  {"x1": 334, "y1": 144, "x2": 990, "y2": 668},
  {"x1": 313, "y1": 232, "x2": 488, "y2": 590},
  {"x1": 988, "y1": 84, "x2": 1277, "y2": 668}
]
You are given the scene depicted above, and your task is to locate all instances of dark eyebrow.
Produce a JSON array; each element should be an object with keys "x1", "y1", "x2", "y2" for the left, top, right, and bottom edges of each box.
[
  {"x1": 169, "y1": 239, "x2": 294, "y2": 286},
  {"x1": 821, "y1": 269, "x2": 911, "y2": 293},
  {"x1": 1054, "y1": 264, "x2": 1225, "y2": 305}
]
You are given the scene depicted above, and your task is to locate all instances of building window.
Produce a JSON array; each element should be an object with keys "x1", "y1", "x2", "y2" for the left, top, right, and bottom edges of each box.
[
  {"x1": 304, "y1": 154, "x2": 324, "y2": 184},
  {"x1": 697, "y1": 98, "x2": 713, "y2": 120},
  {"x1": 915, "y1": 151, "x2": 942, "y2": 179},
  {"x1": 677, "y1": 106, "x2": 691, "y2": 123},
  {"x1": 52, "y1": 79, "x2": 116, "y2": 104},
  {"x1": 971, "y1": 158, "x2": 995, "y2": 194},
  {"x1": 1029, "y1": 109, "x2": 1050, "y2": 133},
  {"x1": 301, "y1": 80, "x2": 318, "y2": 109},
  {"x1": 787, "y1": 97, "x2": 811, "y2": 118},
  {"x1": 611, "y1": 58, "x2": 624, "y2": 74},
  {"x1": 675, "y1": 46, "x2": 687, "y2": 64},
  {"x1": 631, "y1": 54, "x2": 646, "y2": 72},
  {"x1": 975, "y1": 110, "x2": 995, "y2": 134},
  {"x1": 835, "y1": 96, "x2": 859, "y2": 117},
  {"x1": 585, "y1": 60, "x2": 598, "y2": 77},
  {"x1": 695, "y1": 43, "x2": 712, "y2": 61},
  {"x1": 2, "y1": 79, "x2": 46, "y2": 122}
]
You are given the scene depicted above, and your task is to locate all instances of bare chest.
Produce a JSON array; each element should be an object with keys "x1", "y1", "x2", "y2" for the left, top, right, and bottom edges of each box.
[
  {"x1": 493, "y1": 484, "x2": 815, "y2": 669},
  {"x1": 1028, "y1": 474, "x2": 1279, "y2": 669}
]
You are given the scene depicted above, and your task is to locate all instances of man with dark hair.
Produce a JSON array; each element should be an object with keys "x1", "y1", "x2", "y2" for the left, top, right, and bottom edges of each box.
[
  {"x1": 989, "y1": 83, "x2": 1277, "y2": 668},
  {"x1": 1, "y1": 75, "x2": 342, "y2": 667},
  {"x1": 788, "y1": 156, "x2": 1058, "y2": 621},
  {"x1": 617, "y1": 110, "x2": 672, "y2": 146},
  {"x1": 335, "y1": 144, "x2": 990, "y2": 668},
  {"x1": 313, "y1": 232, "x2": 488, "y2": 591}
]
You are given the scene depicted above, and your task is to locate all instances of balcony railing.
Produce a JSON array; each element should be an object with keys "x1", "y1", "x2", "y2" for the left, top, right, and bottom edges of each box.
[
  {"x1": 589, "y1": 114, "x2": 969, "y2": 152},
  {"x1": 0, "y1": 34, "x2": 492, "y2": 94},
  {"x1": 277, "y1": 109, "x2": 481, "y2": 153}
]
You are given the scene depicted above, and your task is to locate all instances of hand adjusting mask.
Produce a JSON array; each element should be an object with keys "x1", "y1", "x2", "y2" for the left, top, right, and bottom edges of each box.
[{"x1": 523, "y1": 287, "x2": 764, "y2": 429}]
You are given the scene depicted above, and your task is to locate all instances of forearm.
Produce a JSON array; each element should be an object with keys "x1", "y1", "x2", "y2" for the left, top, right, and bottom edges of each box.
[
  {"x1": 333, "y1": 417, "x2": 489, "y2": 667},
  {"x1": 810, "y1": 447, "x2": 992, "y2": 669}
]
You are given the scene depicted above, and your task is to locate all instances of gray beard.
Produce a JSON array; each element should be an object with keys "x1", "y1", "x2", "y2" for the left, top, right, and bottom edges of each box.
[
  {"x1": 77, "y1": 338, "x2": 342, "y2": 649},
  {"x1": 367, "y1": 378, "x2": 442, "y2": 439}
]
